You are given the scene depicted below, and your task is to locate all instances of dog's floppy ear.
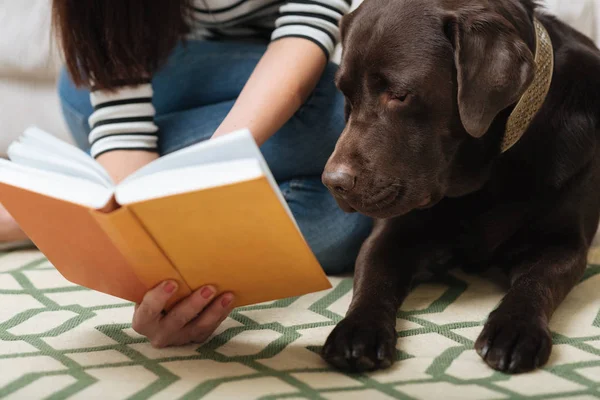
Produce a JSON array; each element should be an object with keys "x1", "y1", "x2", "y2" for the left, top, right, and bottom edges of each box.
[{"x1": 444, "y1": 12, "x2": 535, "y2": 138}]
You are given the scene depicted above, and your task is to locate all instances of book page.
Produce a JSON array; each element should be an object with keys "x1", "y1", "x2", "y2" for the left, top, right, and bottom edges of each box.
[
  {"x1": 122, "y1": 129, "x2": 296, "y2": 227},
  {"x1": 0, "y1": 159, "x2": 114, "y2": 209},
  {"x1": 115, "y1": 159, "x2": 263, "y2": 205},
  {"x1": 12, "y1": 126, "x2": 113, "y2": 187},
  {"x1": 8, "y1": 141, "x2": 113, "y2": 187},
  {"x1": 121, "y1": 129, "x2": 256, "y2": 181}
]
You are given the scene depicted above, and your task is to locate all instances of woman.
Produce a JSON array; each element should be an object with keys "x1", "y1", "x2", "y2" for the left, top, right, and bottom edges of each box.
[{"x1": 1, "y1": 0, "x2": 372, "y2": 347}]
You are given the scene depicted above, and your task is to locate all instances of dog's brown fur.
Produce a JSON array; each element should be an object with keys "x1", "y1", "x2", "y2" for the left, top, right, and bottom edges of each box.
[{"x1": 321, "y1": 0, "x2": 600, "y2": 374}]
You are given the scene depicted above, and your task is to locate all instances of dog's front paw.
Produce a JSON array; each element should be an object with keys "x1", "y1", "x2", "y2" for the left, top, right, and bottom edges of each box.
[
  {"x1": 321, "y1": 316, "x2": 397, "y2": 372},
  {"x1": 475, "y1": 311, "x2": 552, "y2": 373}
]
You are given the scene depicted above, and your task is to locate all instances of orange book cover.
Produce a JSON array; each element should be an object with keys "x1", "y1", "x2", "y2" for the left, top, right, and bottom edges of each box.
[
  {"x1": 126, "y1": 176, "x2": 332, "y2": 306},
  {"x1": 0, "y1": 183, "x2": 151, "y2": 303},
  {"x1": 0, "y1": 176, "x2": 331, "y2": 308}
]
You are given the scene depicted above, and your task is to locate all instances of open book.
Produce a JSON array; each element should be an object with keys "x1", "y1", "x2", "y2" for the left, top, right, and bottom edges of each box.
[{"x1": 0, "y1": 127, "x2": 331, "y2": 308}]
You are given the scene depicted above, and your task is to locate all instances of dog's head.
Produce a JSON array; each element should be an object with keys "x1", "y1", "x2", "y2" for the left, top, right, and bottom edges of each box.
[{"x1": 323, "y1": 0, "x2": 537, "y2": 218}]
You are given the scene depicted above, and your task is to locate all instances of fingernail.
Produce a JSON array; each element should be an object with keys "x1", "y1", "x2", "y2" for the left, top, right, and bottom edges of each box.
[
  {"x1": 221, "y1": 294, "x2": 234, "y2": 308},
  {"x1": 200, "y1": 286, "x2": 215, "y2": 299},
  {"x1": 163, "y1": 281, "x2": 177, "y2": 294}
]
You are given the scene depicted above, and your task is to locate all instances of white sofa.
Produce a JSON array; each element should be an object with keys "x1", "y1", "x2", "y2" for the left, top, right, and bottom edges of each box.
[
  {"x1": 0, "y1": 0, "x2": 71, "y2": 155},
  {"x1": 1, "y1": 0, "x2": 599, "y2": 156}
]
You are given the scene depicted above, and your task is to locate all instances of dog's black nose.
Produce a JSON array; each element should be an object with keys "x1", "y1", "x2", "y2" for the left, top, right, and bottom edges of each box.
[{"x1": 323, "y1": 170, "x2": 356, "y2": 194}]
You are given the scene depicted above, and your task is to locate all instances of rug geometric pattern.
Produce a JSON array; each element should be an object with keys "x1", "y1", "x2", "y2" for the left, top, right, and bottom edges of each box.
[{"x1": 1, "y1": 249, "x2": 599, "y2": 399}]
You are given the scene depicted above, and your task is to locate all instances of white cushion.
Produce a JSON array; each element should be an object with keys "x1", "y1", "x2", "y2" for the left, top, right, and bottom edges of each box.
[
  {"x1": 0, "y1": 0, "x2": 61, "y2": 81},
  {"x1": 544, "y1": 0, "x2": 599, "y2": 46},
  {"x1": 0, "y1": 79, "x2": 71, "y2": 157}
]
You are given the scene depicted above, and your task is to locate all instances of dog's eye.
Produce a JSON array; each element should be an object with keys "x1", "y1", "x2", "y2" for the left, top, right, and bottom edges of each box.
[
  {"x1": 391, "y1": 92, "x2": 410, "y2": 103},
  {"x1": 385, "y1": 92, "x2": 411, "y2": 108}
]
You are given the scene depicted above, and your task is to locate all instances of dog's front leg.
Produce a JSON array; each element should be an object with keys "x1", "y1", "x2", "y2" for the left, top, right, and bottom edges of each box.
[
  {"x1": 475, "y1": 242, "x2": 588, "y2": 373},
  {"x1": 321, "y1": 216, "x2": 442, "y2": 372}
]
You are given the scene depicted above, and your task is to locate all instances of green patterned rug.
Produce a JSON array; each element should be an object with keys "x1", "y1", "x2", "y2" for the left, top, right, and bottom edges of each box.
[{"x1": 1, "y1": 249, "x2": 599, "y2": 399}]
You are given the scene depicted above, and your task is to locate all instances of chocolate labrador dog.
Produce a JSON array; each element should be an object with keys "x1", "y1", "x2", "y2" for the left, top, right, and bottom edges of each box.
[{"x1": 321, "y1": 0, "x2": 600, "y2": 374}]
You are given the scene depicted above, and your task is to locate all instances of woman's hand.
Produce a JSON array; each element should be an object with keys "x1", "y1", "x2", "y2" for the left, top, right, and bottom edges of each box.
[
  {"x1": 0, "y1": 203, "x2": 28, "y2": 242},
  {"x1": 132, "y1": 281, "x2": 236, "y2": 348}
]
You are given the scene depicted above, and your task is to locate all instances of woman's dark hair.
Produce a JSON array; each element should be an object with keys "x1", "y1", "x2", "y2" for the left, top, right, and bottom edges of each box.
[{"x1": 52, "y1": 0, "x2": 190, "y2": 90}]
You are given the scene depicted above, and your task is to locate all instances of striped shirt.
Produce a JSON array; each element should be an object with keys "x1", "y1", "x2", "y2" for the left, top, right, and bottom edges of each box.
[{"x1": 88, "y1": 0, "x2": 351, "y2": 159}]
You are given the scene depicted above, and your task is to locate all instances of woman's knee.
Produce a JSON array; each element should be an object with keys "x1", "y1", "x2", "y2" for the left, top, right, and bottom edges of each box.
[
  {"x1": 294, "y1": 61, "x2": 345, "y2": 145},
  {"x1": 311, "y1": 213, "x2": 372, "y2": 275},
  {"x1": 282, "y1": 177, "x2": 372, "y2": 275}
]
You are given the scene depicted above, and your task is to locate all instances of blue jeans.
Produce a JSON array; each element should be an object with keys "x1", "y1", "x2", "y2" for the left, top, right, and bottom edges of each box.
[{"x1": 57, "y1": 40, "x2": 372, "y2": 274}]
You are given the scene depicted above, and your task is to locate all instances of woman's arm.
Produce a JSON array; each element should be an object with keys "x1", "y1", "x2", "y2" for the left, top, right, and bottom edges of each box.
[
  {"x1": 99, "y1": 37, "x2": 330, "y2": 183},
  {"x1": 213, "y1": 0, "x2": 352, "y2": 144},
  {"x1": 212, "y1": 38, "x2": 328, "y2": 145},
  {"x1": 97, "y1": 150, "x2": 159, "y2": 184}
]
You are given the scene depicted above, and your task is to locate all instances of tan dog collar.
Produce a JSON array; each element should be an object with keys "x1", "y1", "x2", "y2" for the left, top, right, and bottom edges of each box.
[{"x1": 501, "y1": 18, "x2": 554, "y2": 152}]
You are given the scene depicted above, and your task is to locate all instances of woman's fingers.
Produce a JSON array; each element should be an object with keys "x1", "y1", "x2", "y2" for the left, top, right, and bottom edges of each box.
[
  {"x1": 133, "y1": 283, "x2": 235, "y2": 349},
  {"x1": 186, "y1": 293, "x2": 236, "y2": 344},
  {"x1": 152, "y1": 286, "x2": 218, "y2": 347},
  {"x1": 132, "y1": 281, "x2": 178, "y2": 335}
]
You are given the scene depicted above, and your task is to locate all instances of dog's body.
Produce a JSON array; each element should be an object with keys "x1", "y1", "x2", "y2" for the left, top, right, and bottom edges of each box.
[{"x1": 321, "y1": 0, "x2": 600, "y2": 374}]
